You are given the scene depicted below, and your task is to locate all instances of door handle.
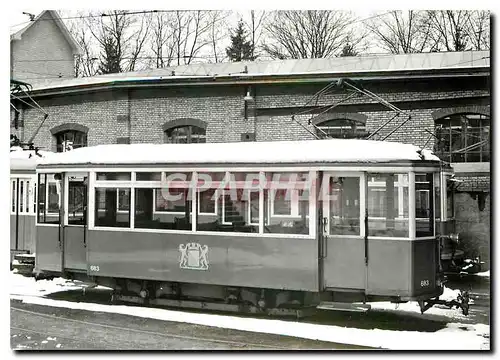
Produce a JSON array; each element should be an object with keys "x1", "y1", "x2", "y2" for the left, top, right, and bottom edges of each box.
[{"x1": 322, "y1": 217, "x2": 328, "y2": 233}]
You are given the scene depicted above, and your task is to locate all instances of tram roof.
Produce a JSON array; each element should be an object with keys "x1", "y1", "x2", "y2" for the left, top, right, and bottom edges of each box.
[
  {"x1": 38, "y1": 139, "x2": 440, "y2": 167},
  {"x1": 10, "y1": 148, "x2": 52, "y2": 171}
]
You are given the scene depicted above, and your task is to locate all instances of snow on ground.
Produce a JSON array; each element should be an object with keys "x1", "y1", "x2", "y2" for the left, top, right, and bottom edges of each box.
[
  {"x1": 9, "y1": 272, "x2": 109, "y2": 297},
  {"x1": 10, "y1": 273, "x2": 489, "y2": 350}
]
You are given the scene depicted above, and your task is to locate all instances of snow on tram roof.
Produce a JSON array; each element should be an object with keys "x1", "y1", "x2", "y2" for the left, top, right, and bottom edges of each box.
[
  {"x1": 10, "y1": 147, "x2": 52, "y2": 171},
  {"x1": 39, "y1": 139, "x2": 439, "y2": 167}
]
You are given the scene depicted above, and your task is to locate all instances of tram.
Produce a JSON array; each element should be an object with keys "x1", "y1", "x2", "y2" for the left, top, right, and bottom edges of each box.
[{"x1": 33, "y1": 139, "x2": 469, "y2": 315}]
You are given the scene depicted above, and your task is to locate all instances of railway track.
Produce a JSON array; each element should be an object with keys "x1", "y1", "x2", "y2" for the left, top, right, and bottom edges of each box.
[
  {"x1": 11, "y1": 302, "x2": 363, "y2": 350},
  {"x1": 11, "y1": 306, "x2": 293, "y2": 350}
]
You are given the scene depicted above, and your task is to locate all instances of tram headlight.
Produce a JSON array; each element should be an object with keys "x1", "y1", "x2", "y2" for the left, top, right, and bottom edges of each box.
[{"x1": 449, "y1": 233, "x2": 460, "y2": 244}]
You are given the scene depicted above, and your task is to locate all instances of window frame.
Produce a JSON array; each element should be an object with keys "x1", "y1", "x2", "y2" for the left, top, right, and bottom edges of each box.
[
  {"x1": 315, "y1": 118, "x2": 368, "y2": 139},
  {"x1": 165, "y1": 125, "x2": 207, "y2": 144},
  {"x1": 81, "y1": 169, "x2": 316, "y2": 238},
  {"x1": 55, "y1": 129, "x2": 88, "y2": 153},
  {"x1": 435, "y1": 113, "x2": 490, "y2": 163}
]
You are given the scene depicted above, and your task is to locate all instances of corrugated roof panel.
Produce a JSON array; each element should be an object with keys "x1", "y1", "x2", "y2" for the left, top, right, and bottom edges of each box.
[{"x1": 26, "y1": 51, "x2": 489, "y2": 92}]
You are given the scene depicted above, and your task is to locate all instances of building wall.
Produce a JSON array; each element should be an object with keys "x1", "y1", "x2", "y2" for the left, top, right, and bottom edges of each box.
[
  {"x1": 10, "y1": 75, "x2": 490, "y2": 268},
  {"x1": 11, "y1": 11, "x2": 75, "y2": 81}
]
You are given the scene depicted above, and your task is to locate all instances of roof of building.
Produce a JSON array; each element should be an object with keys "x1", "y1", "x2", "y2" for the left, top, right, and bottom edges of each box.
[
  {"x1": 38, "y1": 139, "x2": 439, "y2": 167},
  {"x1": 10, "y1": 10, "x2": 82, "y2": 55},
  {"x1": 26, "y1": 50, "x2": 490, "y2": 94}
]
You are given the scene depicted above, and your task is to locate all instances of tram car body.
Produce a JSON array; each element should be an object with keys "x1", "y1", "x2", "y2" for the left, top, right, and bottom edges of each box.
[
  {"x1": 34, "y1": 139, "x2": 459, "y2": 312},
  {"x1": 10, "y1": 148, "x2": 50, "y2": 262}
]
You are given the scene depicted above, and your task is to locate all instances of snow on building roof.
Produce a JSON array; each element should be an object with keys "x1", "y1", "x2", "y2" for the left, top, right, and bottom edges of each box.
[
  {"x1": 39, "y1": 139, "x2": 439, "y2": 167},
  {"x1": 10, "y1": 148, "x2": 52, "y2": 171},
  {"x1": 27, "y1": 50, "x2": 490, "y2": 92}
]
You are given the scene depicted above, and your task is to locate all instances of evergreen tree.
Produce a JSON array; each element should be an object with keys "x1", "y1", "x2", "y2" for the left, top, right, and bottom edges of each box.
[
  {"x1": 226, "y1": 20, "x2": 255, "y2": 62},
  {"x1": 339, "y1": 42, "x2": 358, "y2": 57},
  {"x1": 98, "y1": 36, "x2": 122, "y2": 74}
]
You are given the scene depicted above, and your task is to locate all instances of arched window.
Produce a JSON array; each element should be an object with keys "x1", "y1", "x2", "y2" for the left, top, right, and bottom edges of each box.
[
  {"x1": 51, "y1": 123, "x2": 88, "y2": 153},
  {"x1": 313, "y1": 114, "x2": 368, "y2": 139},
  {"x1": 166, "y1": 126, "x2": 206, "y2": 144},
  {"x1": 55, "y1": 130, "x2": 87, "y2": 152},
  {"x1": 435, "y1": 113, "x2": 490, "y2": 163},
  {"x1": 163, "y1": 118, "x2": 207, "y2": 144}
]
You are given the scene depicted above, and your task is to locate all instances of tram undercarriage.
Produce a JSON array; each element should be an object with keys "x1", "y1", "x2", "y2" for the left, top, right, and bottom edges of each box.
[{"x1": 37, "y1": 272, "x2": 470, "y2": 317}]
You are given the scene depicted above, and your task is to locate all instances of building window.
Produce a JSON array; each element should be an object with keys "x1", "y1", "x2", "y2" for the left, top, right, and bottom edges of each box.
[
  {"x1": 435, "y1": 113, "x2": 490, "y2": 163},
  {"x1": 56, "y1": 130, "x2": 87, "y2": 152},
  {"x1": 165, "y1": 126, "x2": 206, "y2": 144},
  {"x1": 315, "y1": 118, "x2": 368, "y2": 139}
]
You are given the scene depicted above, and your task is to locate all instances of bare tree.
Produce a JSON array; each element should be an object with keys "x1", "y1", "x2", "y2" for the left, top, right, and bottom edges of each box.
[
  {"x1": 425, "y1": 10, "x2": 473, "y2": 51},
  {"x1": 238, "y1": 10, "x2": 268, "y2": 59},
  {"x1": 365, "y1": 11, "x2": 432, "y2": 54},
  {"x1": 149, "y1": 12, "x2": 176, "y2": 68},
  {"x1": 171, "y1": 11, "x2": 214, "y2": 65},
  {"x1": 466, "y1": 10, "x2": 490, "y2": 50},
  {"x1": 124, "y1": 12, "x2": 152, "y2": 71},
  {"x1": 261, "y1": 10, "x2": 359, "y2": 59},
  {"x1": 85, "y1": 10, "x2": 152, "y2": 74},
  {"x1": 64, "y1": 10, "x2": 99, "y2": 77},
  {"x1": 206, "y1": 11, "x2": 230, "y2": 63}
]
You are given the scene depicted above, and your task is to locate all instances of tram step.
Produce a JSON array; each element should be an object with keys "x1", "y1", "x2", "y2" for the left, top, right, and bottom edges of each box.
[
  {"x1": 12, "y1": 262, "x2": 34, "y2": 275},
  {"x1": 14, "y1": 253, "x2": 35, "y2": 264},
  {"x1": 316, "y1": 302, "x2": 371, "y2": 312}
]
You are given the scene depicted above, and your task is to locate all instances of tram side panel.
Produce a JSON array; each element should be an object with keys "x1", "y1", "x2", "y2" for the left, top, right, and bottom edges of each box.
[
  {"x1": 410, "y1": 239, "x2": 439, "y2": 297},
  {"x1": 85, "y1": 230, "x2": 319, "y2": 292},
  {"x1": 365, "y1": 239, "x2": 413, "y2": 296}
]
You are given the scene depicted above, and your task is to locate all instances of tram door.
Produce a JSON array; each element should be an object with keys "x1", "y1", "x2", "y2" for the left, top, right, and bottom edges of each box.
[
  {"x1": 62, "y1": 173, "x2": 88, "y2": 271},
  {"x1": 10, "y1": 177, "x2": 36, "y2": 256},
  {"x1": 321, "y1": 172, "x2": 366, "y2": 290}
]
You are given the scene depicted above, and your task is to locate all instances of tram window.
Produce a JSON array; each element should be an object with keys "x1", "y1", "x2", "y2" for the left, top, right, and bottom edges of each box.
[
  {"x1": 33, "y1": 185, "x2": 36, "y2": 214},
  {"x1": 198, "y1": 189, "x2": 217, "y2": 214},
  {"x1": 197, "y1": 172, "x2": 223, "y2": 217},
  {"x1": 26, "y1": 180, "x2": 30, "y2": 214},
  {"x1": 272, "y1": 189, "x2": 292, "y2": 215},
  {"x1": 219, "y1": 188, "x2": 259, "y2": 233},
  {"x1": 20, "y1": 181, "x2": 24, "y2": 213},
  {"x1": 368, "y1": 174, "x2": 408, "y2": 237},
  {"x1": 327, "y1": 177, "x2": 360, "y2": 236},
  {"x1": 68, "y1": 180, "x2": 87, "y2": 225},
  {"x1": 155, "y1": 188, "x2": 187, "y2": 213},
  {"x1": 196, "y1": 188, "x2": 220, "y2": 231},
  {"x1": 194, "y1": 172, "x2": 260, "y2": 233},
  {"x1": 136, "y1": 188, "x2": 191, "y2": 230},
  {"x1": 118, "y1": 189, "x2": 130, "y2": 211},
  {"x1": 11, "y1": 180, "x2": 16, "y2": 213},
  {"x1": 95, "y1": 188, "x2": 130, "y2": 228},
  {"x1": 445, "y1": 175, "x2": 455, "y2": 220},
  {"x1": 96, "y1": 172, "x2": 131, "y2": 181},
  {"x1": 264, "y1": 172, "x2": 309, "y2": 235},
  {"x1": 415, "y1": 173, "x2": 434, "y2": 237},
  {"x1": 136, "y1": 172, "x2": 161, "y2": 181},
  {"x1": 434, "y1": 173, "x2": 441, "y2": 223},
  {"x1": 37, "y1": 174, "x2": 60, "y2": 224}
]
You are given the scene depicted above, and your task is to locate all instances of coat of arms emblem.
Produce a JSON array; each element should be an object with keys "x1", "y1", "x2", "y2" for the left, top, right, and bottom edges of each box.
[{"x1": 179, "y1": 243, "x2": 209, "y2": 270}]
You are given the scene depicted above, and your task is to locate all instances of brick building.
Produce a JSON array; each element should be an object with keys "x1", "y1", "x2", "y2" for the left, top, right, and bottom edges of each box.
[
  {"x1": 10, "y1": 51, "x2": 491, "y2": 266},
  {"x1": 10, "y1": 10, "x2": 82, "y2": 81}
]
